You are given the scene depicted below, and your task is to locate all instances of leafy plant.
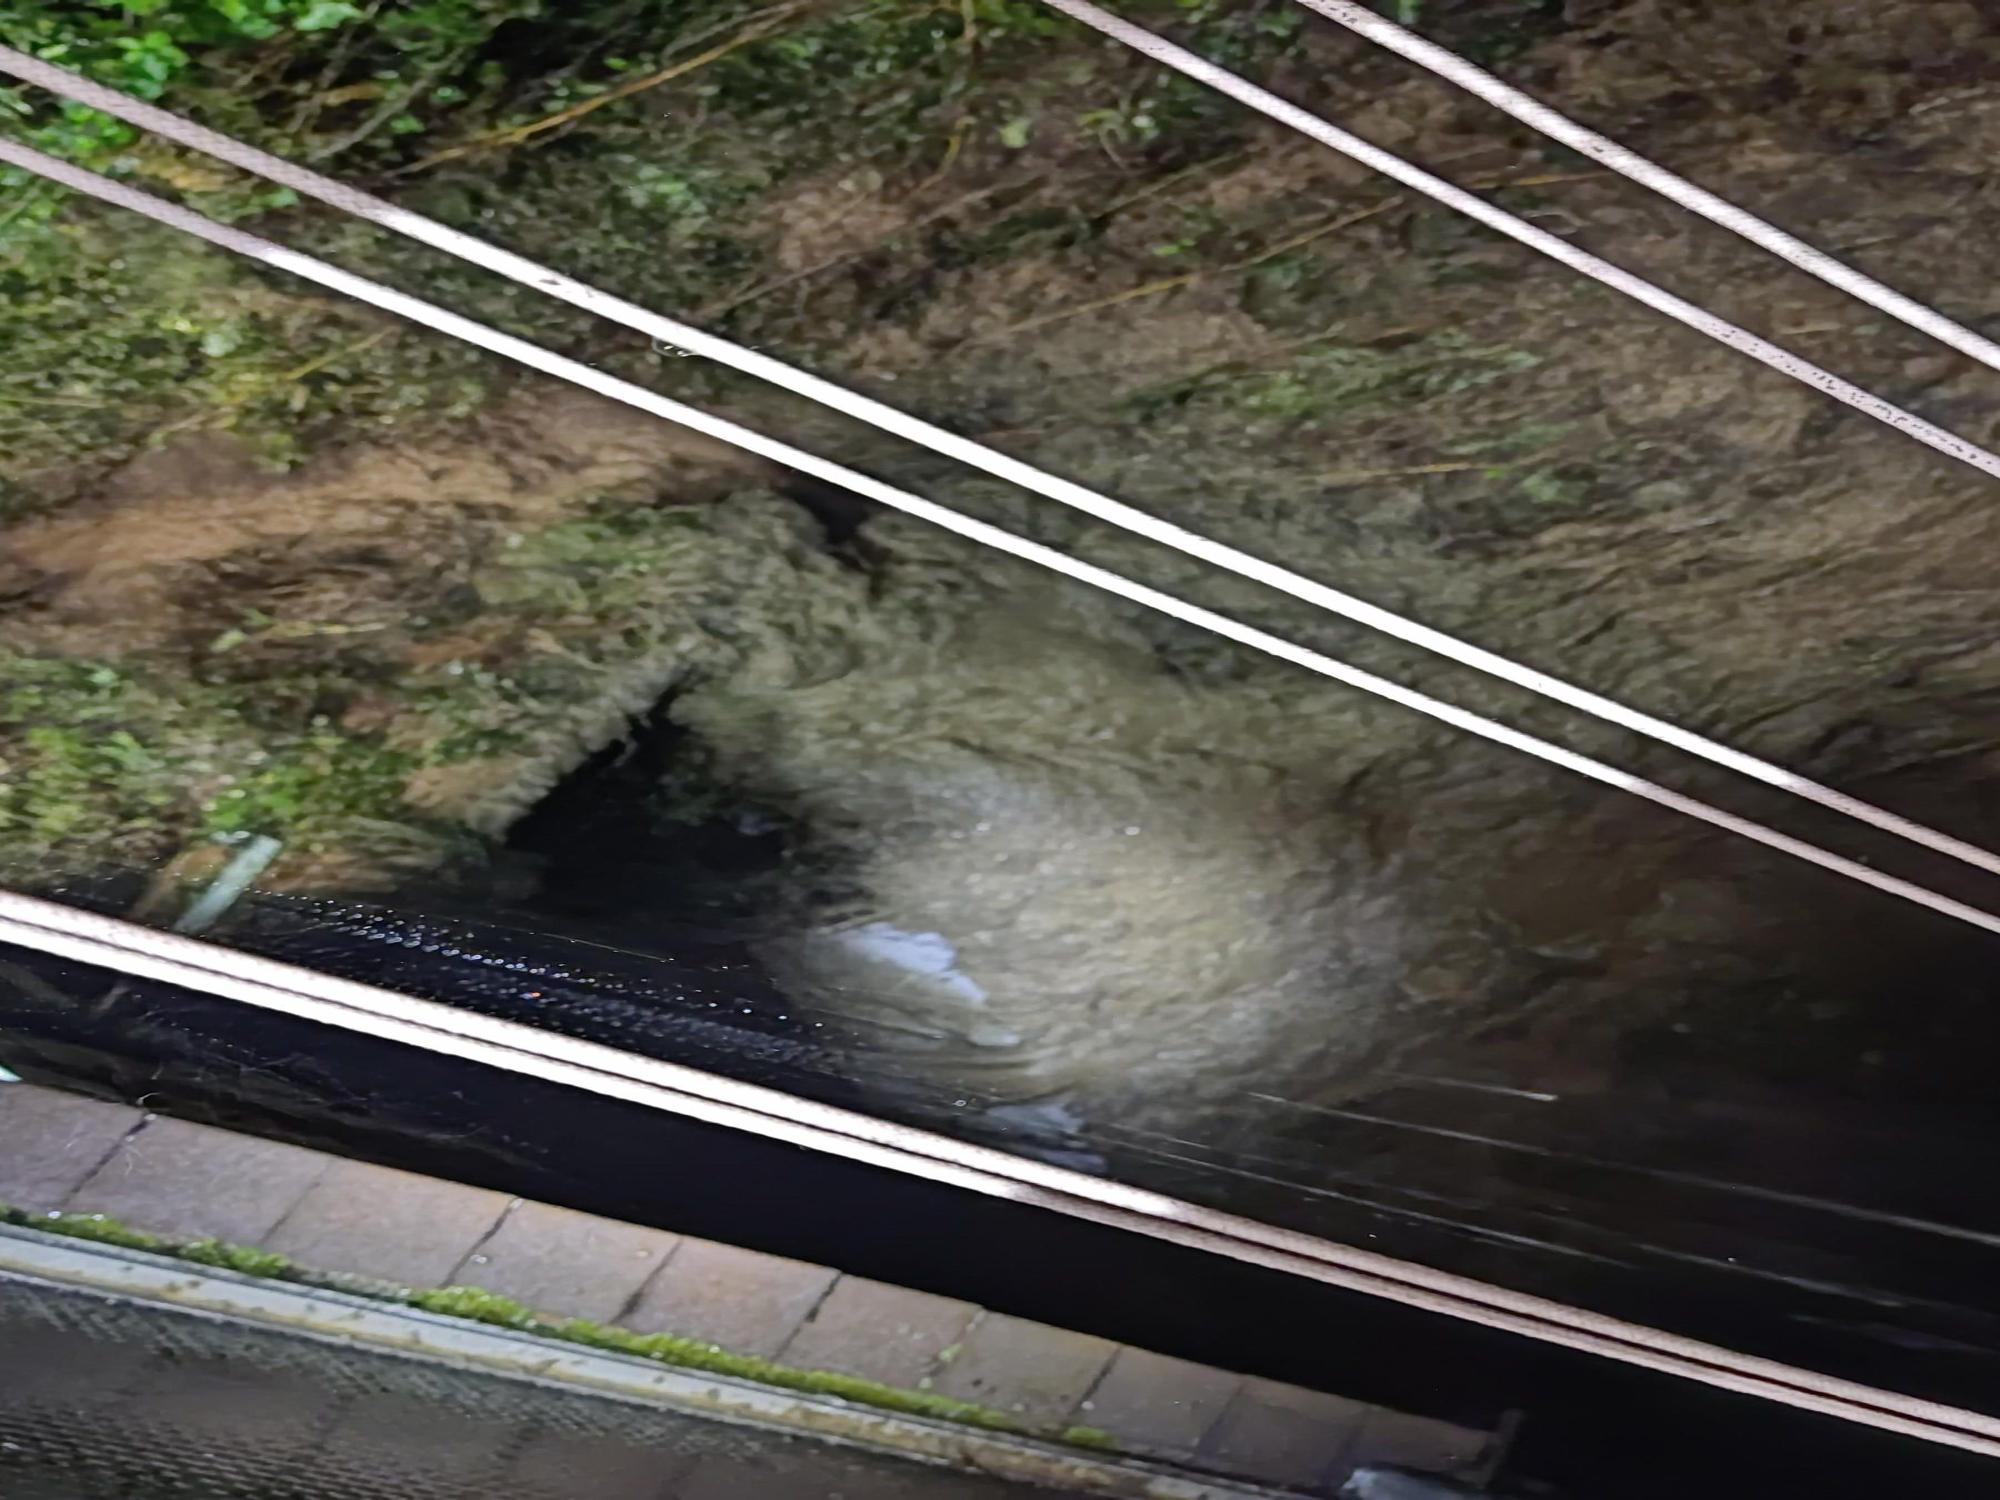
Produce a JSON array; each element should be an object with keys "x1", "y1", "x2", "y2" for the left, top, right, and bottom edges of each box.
[{"x1": 1, "y1": 1, "x2": 363, "y2": 164}]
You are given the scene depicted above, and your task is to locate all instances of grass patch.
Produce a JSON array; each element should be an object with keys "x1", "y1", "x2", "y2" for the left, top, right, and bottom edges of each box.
[
  {"x1": 1060, "y1": 1424, "x2": 1117, "y2": 1449},
  {"x1": 1128, "y1": 333, "x2": 1541, "y2": 426},
  {"x1": 8, "y1": 1208, "x2": 165, "y2": 1253},
  {"x1": 177, "y1": 1236, "x2": 295, "y2": 1278}
]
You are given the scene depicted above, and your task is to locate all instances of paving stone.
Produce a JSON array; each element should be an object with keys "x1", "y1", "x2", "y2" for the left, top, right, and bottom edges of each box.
[
  {"x1": 0, "y1": 1085, "x2": 143, "y2": 1210},
  {"x1": 625, "y1": 1237, "x2": 837, "y2": 1357},
  {"x1": 928, "y1": 1312, "x2": 1116, "y2": 1429},
  {"x1": 1195, "y1": 1377, "x2": 1366, "y2": 1489},
  {"x1": 1341, "y1": 1407, "x2": 1489, "y2": 1479},
  {"x1": 453, "y1": 1199, "x2": 679, "y2": 1323},
  {"x1": 509, "y1": 1431, "x2": 691, "y2": 1499},
  {"x1": 68, "y1": 1115, "x2": 329, "y2": 1245},
  {"x1": 262, "y1": 1156, "x2": 510, "y2": 1287},
  {"x1": 775, "y1": 1275, "x2": 977, "y2": 1387},
  {"x1": 1072, "y1": 1345, "x2": 1243, "y2": 1458}
]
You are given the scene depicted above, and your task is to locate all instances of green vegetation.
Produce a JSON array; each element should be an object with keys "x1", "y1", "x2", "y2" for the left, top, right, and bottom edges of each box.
[
  {"x1": 177, "y1": 1235, "x2": 295, "y2": 1277},
  {"x1": 472, "y1": 501, "x2": 708, "y2": 633},
  {"x1": 0, "y1": 492, "x2": 739, "y2": 870},
  {"x1": 1059, "y1": 1424, "x2": 1117, "y2": 1449},
  {"x1": 0, "y1": 1, "x2": 537, "y2": 495},
  {"x1": 1127, "y1": 332, "x2": 1541, "y2": 426},
  {"x1": 512, "y1": 1305, "x2": 1035, "y2": 1433},
  {"x1": 0, "y1": 651, "x2": 436, "y2": 864},
  {"x1": 1514, "y1": 465, "x2": 1588, "y2": 509},
  {"x1": 1, "y1": 0, "x2": 1312, "y2": 502},
  {"x1": 3, "y1": 1, "x2": 372, "y2": 167},
  {"x1": 5, "y1": 1206, "x2": 165, "y2": 1251},
  {"x1": 0, "y1": 0, "x2": 1588, "y2": 882},
  {"x1": 0, "y1": 1200, "x2": 1106, "y2": 1445}
]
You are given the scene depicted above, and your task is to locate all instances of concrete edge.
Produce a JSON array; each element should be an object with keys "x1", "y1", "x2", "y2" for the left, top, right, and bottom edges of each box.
[{"x1": 0, "y1": 1223, "x2": 1305, "y2": 1500}]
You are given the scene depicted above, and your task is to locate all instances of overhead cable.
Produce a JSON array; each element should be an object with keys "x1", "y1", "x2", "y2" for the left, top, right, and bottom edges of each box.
[
  {"x1": 1036, "y1": 0, "x2": 2000, "y2": 488},
  {"x1": 2, "y1": 885, "x2": 1998, "y2": 1456},
  {"x1": 7, "y1": 135, "x2": 2000, "y2": 949},
  {"x1": 1283, "y1": 0, "x2": 2000, "y2": 375}
]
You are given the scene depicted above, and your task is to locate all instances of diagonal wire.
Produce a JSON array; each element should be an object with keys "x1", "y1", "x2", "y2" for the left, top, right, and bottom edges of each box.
[
  {"x1": 1035, "y1": 0, "x2": 2000, "y2": 487},
  {"x1": 1283, "y1": 0, "x2": 2000, "y2": 376},
  {"x1": 2, "y1": 883, "x2": 1999, "y2": 1455},
  {"x1": 4, "y1": 46, "x2": 2000, "y2": 883},
  {"x1": 9, "y1": 131, "x2": 2000, "y2": 1454},
  {"x1": 8, "y1": 135, "x2": 2000, "y2": 949}
]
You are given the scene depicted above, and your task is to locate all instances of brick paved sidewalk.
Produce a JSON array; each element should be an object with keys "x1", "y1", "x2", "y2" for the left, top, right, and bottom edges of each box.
[{"x1": 1, "y1": 1083, "x2": 1492, "y2": 1494}]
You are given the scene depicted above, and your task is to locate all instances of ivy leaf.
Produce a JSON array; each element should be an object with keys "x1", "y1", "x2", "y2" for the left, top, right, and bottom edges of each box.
[{"x1": 295, "y1": 0, "x2": 365, "y2": 31}]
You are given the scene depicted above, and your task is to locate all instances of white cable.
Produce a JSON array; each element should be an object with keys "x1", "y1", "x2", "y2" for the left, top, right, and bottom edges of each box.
[
  {"x1": 1037, "y1": 0, "x2": 2000, "y2": 490},
  {"x1": 3, "y1": 48, "x2": 1999, "y2": 884},
  {"x1": 8, "y1": 136, "x2": 2000, "y2": 949},
  {"x1": 9, "y1": 142, "x2": 2000, "y2": 1451},
  {"x1": 1286, "y1": 0, "x2": 2000, "y2": 376},
  {"x1": 2, "y1": 886, "x2": 1998, "y2": 1456}
]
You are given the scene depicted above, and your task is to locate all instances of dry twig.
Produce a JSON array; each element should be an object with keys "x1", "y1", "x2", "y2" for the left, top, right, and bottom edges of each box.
[
  {"x1": 406, "y1": 0, "x2": 817, "y2": 172},
  {"x1": 958, "y1": 167, "x2": 1607, "y2": 349},
  {"x1": 961, "y1": 199, "x2": 1396, "y2": 348}
]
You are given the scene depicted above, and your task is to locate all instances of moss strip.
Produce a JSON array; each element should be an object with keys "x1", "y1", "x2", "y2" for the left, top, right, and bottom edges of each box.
[{"x1": 0, "y1": 1203, "x2": 1070, "y2": 1442}]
